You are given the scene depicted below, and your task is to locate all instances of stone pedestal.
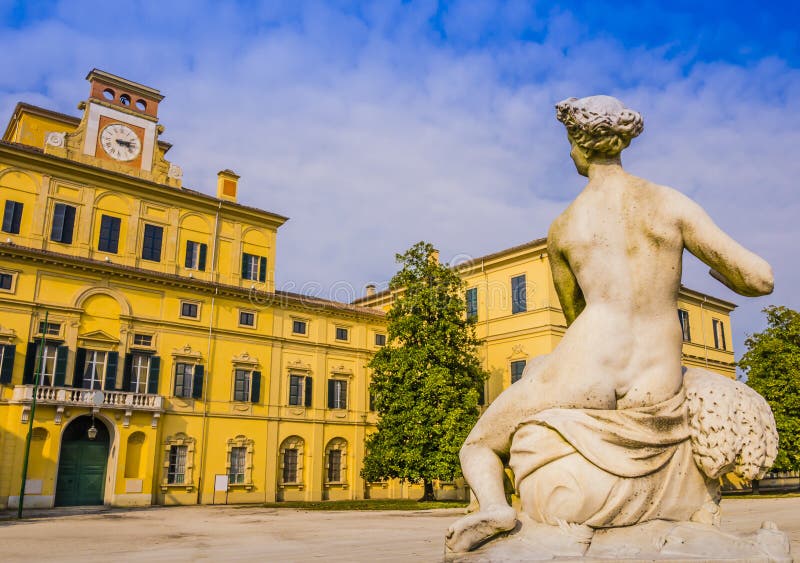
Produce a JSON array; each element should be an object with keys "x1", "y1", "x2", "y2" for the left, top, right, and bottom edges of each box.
[{"x1": 445, "y1": 515, "x2": 792, "y2": 562}]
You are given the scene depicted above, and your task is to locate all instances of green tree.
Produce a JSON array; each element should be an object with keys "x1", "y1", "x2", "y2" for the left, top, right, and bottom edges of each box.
[
  {"x1": 739, "y1": 305, "x2": 800, "y2": 471},
  {"x1": 362, "y1": 241, "x2": 488, "y2": 500}
]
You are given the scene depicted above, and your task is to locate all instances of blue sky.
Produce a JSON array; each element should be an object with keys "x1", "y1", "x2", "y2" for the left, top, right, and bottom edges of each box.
[{"x1": 1, "y1": 0, "x2": 798, "y2": 360}]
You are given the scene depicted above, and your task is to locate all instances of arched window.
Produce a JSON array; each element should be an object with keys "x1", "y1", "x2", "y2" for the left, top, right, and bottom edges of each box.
[
  {"x1": 279, "y1": 435, "x2": 304, "y2": 486},
  {"x1": 324, "y1": 438, "x2": 348, "y2": 485}
]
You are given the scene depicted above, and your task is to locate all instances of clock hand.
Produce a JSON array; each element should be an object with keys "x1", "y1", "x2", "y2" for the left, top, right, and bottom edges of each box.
[{"x1": 116, "y1": 139, "x2": 134, "y2": 148}]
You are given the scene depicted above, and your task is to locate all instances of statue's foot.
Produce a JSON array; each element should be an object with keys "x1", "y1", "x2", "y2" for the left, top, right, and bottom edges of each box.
[{"x1": 445, "y1": 504, "x2": 517, "y2": 552}]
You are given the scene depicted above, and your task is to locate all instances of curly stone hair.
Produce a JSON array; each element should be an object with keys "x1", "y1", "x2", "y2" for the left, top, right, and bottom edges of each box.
[{"x1": 556, "y1": 95, "x2": 644, "y2": 157}]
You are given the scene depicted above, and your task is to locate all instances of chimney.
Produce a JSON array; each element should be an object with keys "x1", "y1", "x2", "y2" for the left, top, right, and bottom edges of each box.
[
  {"x1": 217, "y1": 169, "x2": 239, "y2": 202},
  {"x1": 365, "y1": 284, "x2": 376, "y2": 297}
]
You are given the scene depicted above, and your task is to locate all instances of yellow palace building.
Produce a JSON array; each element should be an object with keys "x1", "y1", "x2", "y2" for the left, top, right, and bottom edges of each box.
[{"x1": 0, "y1": 70, "x2": 735, "y2": 509}]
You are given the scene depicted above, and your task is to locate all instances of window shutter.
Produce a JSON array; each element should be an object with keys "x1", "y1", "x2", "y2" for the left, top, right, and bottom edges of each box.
[
  {"x1": 72, "y1": 347, "x2": 86, "y2": 388},
  {"x1": 105, "y1": 351, "x2": 118, "y2": 390},
  {"x1": 54, "y1": 345, "x2": 68, "y2": 386},
  {"x1": 192, "y1": 365, "x2": 204, "y2": 399},
  {"x1": 251, "y1": 371, "x2": 261, "y2": 403},
  {"x1": 152, "y1": 226, "x2": 163, "y2": 261},
  {"x1": 259, "y1": 257, "x2": 267, "y2": 282},
  {"x1": 2, "y1": 201, "x2": 13, "y2": 232},
  {"x1": 51, "y1": 204, "x2": 65, "y2": 241},
  {"x1": 22, "y1": 342, "x2": 37, "y2": 384},
  {"x1": 304, "y1": 376, "x2": 313, "y2": 407},
  {"x1": 12, "y1": 202, "x2": 23, "y2": 233},
  {"x1": 0, "y1": 344, "x2": 15, "y2": 384},
  {"x1": 327, "y1": 379, "x2": 335, "y2": 409},
  {"x1": 61, "y1": 205, "x2": 76, "y2": 244},
  {"x1": 241, "y1": 253, "x2": 250, "y2": 279},
  {"x1": 109, "y1": 216, "x2": 120, "y2": 253},
  {"x1": 147, "y1": 356, "x2": 161, "y2": 394},
  {"x1": 123, "y1": 354, "x2": 133, "y2": 391},
  {"x1": 198, "y1": 243, "x2": 207, "y2": 271},
  {"x1": 184, "y1": 241, "x2": 193, "y2": 268}
]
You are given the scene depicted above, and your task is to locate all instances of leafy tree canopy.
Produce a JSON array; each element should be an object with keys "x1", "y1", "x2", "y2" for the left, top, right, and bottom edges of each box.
[
  {"x1": 740, "y1": 305, "x2": 800, "y2": 472},
  {"x1": 362, "y1": 242, "x2": 488, "y2": 499}
]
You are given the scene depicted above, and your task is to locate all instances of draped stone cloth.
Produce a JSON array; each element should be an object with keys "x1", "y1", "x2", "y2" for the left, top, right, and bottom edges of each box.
[{"x1": 509, "y1": 388, "x2": 709, "y2": 528}]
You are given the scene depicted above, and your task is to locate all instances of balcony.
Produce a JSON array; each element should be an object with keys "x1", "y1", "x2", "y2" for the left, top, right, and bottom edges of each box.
[{"x1": 11, "y1": 385, "x2": 163, "y2": 427}]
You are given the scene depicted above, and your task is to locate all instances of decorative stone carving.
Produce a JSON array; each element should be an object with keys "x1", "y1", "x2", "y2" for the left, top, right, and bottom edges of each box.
[
  {"x1": 445, "y1": 96, "x2": 790, "y2": 561},
  {"x1": 45, "y1": 131, "x2": 66, "y2": 148},
  {"x1": 168, "y1": 163, "x2": 183, "y2": 179}
]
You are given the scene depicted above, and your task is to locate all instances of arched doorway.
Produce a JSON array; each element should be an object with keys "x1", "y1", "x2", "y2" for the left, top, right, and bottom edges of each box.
[{"x1": 55, "y1": 415, "x2": 110, "y2": 506}]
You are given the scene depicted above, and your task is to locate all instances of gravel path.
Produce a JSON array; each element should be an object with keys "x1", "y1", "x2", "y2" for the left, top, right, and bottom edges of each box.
[{"x1": 1, "y1": 497, "x2": 797, "y2": 561}]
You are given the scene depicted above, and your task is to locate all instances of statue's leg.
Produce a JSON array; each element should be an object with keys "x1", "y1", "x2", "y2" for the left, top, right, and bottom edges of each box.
[{"x1": 446, "y1": 358, "x2": 551, "y2": 552}]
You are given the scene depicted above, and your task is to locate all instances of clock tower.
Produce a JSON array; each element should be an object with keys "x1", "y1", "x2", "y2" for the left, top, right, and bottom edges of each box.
[{"x1": 43, "y1": 69, "x2": 183, "y2": 187}]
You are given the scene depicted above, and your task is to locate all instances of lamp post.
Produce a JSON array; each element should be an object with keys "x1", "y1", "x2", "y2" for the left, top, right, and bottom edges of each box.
[{"x1": 18, "y1": 311, "x2": 48, "y2": 519}]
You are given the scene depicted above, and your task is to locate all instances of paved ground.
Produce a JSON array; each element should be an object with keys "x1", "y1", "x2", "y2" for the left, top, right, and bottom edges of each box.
[{"x1": 1, "y1": 497, "x2": 798, "y2": 562}]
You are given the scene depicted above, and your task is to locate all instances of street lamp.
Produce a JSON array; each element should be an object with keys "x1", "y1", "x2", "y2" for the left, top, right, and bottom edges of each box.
[{"x1": 87, "y1": 415, "x2": 98, "y2": 441}]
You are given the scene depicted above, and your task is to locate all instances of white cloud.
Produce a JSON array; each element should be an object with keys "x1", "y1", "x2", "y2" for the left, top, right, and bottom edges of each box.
[{"x1": 0, "y1": 0, "x2": 797, "y2": 359}]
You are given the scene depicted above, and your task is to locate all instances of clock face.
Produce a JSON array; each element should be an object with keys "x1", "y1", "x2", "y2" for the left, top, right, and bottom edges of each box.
[{"x1": 99, "y1": 123, "x2": 141, "y2": 161}]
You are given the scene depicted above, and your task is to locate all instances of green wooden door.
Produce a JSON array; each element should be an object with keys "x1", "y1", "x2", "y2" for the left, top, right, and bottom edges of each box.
[{"x1": 55, "y1": 417, "x2": 109, "y2": 506}]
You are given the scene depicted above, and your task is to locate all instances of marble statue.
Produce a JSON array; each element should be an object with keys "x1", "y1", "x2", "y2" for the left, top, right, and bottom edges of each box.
[{"x1": 445, "y1": 96, "x2": 791, "y2": 561}]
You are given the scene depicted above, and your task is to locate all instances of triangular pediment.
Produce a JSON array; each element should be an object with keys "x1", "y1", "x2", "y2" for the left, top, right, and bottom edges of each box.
[{"x1": 78, "y1": 330, "x2": 119, "y2": 344}]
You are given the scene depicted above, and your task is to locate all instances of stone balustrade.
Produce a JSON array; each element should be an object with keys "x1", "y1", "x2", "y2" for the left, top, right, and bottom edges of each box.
[{"x1": 11, "y1": 385, "x2": 163, "y2": 411}]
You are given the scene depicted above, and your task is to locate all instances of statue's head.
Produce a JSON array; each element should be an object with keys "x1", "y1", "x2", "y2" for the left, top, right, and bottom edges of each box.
[{"x1": 556, "y1": 96, "x2": 643, "y2": 176}]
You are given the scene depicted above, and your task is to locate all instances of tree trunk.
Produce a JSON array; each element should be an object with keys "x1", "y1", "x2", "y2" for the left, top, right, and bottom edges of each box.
[
  {"x1": 419, "y1": 480, "x2": 436, "y2": 502},
  {"x1": 752, "y1": 479, "x2": 760, "y2": 495}
]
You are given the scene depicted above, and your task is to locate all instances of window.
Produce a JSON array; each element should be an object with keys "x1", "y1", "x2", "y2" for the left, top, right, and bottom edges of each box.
[
  {"x1": 327, "y1": 450, "x2": 342, "y2": 482},
  {"x1": 678, "y1": 309, "x2": 691, "y2": 342},
  {"x1": 167, "y1": 445, "x2": 187, "y2": 484},
  {"x1": 226, "y1": 435, "x2": 254, "y2": 487},
  {"x1": 239, "y1": 310, "x2": 256, "y2": 327},
  {"x1": 180, "y1": 301, "x2": 200, "y2": 319},
  {"x1": 130, "y1": 353, "x2": 150, "y2": 394},
  {"x1": 83, "y1": 350, "x2": 107, "y2": 390},
  {"x1": 141, "y1": 224, "x2": 163, "y2": 262},
  {"x1": 335, "y1": 327, "x2": 349, "y2": 341},
  {"x1": 374, "y1": 333, "x2": 386, "y2": 347},
  {"x1": 162, "y1": 432, "x2": 195, "y2": 489},
  {"x1": 511, "y1": 275, "x2": 527, "y2": 314},
  {"x1": 0, "y1": 344, "x2": 15, "y2": 385},
  {"x1": 185, "y1": 240, "x2": 207, "y2": 271},
  {"x1": 229, "y1": 446, "x2": 246, "y2": 485},
  {"x1": 324, "y1": 438, "x2": 347, "y2": 484},
  {"x1": 97, "y1": 214, "x2": 121, "y2": 253},
  {"x1": 511, "y1": 359, "x2": 526, "y2": 384},
  {"x1": 234, "y1": 369, "x2": 251, "y2": 402},
  {"x1": 39, "y1": 344, "x2": 59, "y2": 386},
  {"x1": 38, "y1": 321, "x2": 61, "y2": 336},
  {"x1": 289, "y1": 374, "x2": 312, "y2": 407},
  {"x1": 50, "y1": 203, "x2": 76, "y2": 244},
  {"x1": 241, "y1": 252, "x2": 266, "y2": 282},
  {"x1": 2, "y1": 200, "x2": 23, "y2": 234},
  {"x1": 174, "y1": 363, "x2": 194, "y2": 398},
  {"x1": 292, "y1": 320, "x2": 307, "y2": 335},
  {"x1": 328, "y1": 379, "x2": 348, "y2": 409},
  {"x1": 0, "y1": 272, "x2": 12, "y2": 291},
  {"x1": 282, "y1": 449, "x2": 298, "y2": 483},
  {"x1": 466, "y1": 287, "x2": 478, "y2": 320},
  {"x1": 279, "y1": 436, "x2": 304, "y2": 485},
  {"x1": 133, "y1": 334, "x2": 152, "y2": 347},
  {"x1": 713, "y1": 319, "x2": 727, "y2": 350}
]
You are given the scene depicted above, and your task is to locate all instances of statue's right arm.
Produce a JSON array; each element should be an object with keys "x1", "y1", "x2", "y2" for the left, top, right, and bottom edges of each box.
[
  {"x1": 548, "y1": 226, "x2": 585, "y2": 326},
  {"x1": 676, "y1": 191, "x2": 774, "y2": 297}
]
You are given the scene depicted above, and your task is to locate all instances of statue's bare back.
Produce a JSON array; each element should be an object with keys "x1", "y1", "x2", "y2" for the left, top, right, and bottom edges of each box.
[{"x1": 445, "y1": 95, "x2": 774, "y2": 554}]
